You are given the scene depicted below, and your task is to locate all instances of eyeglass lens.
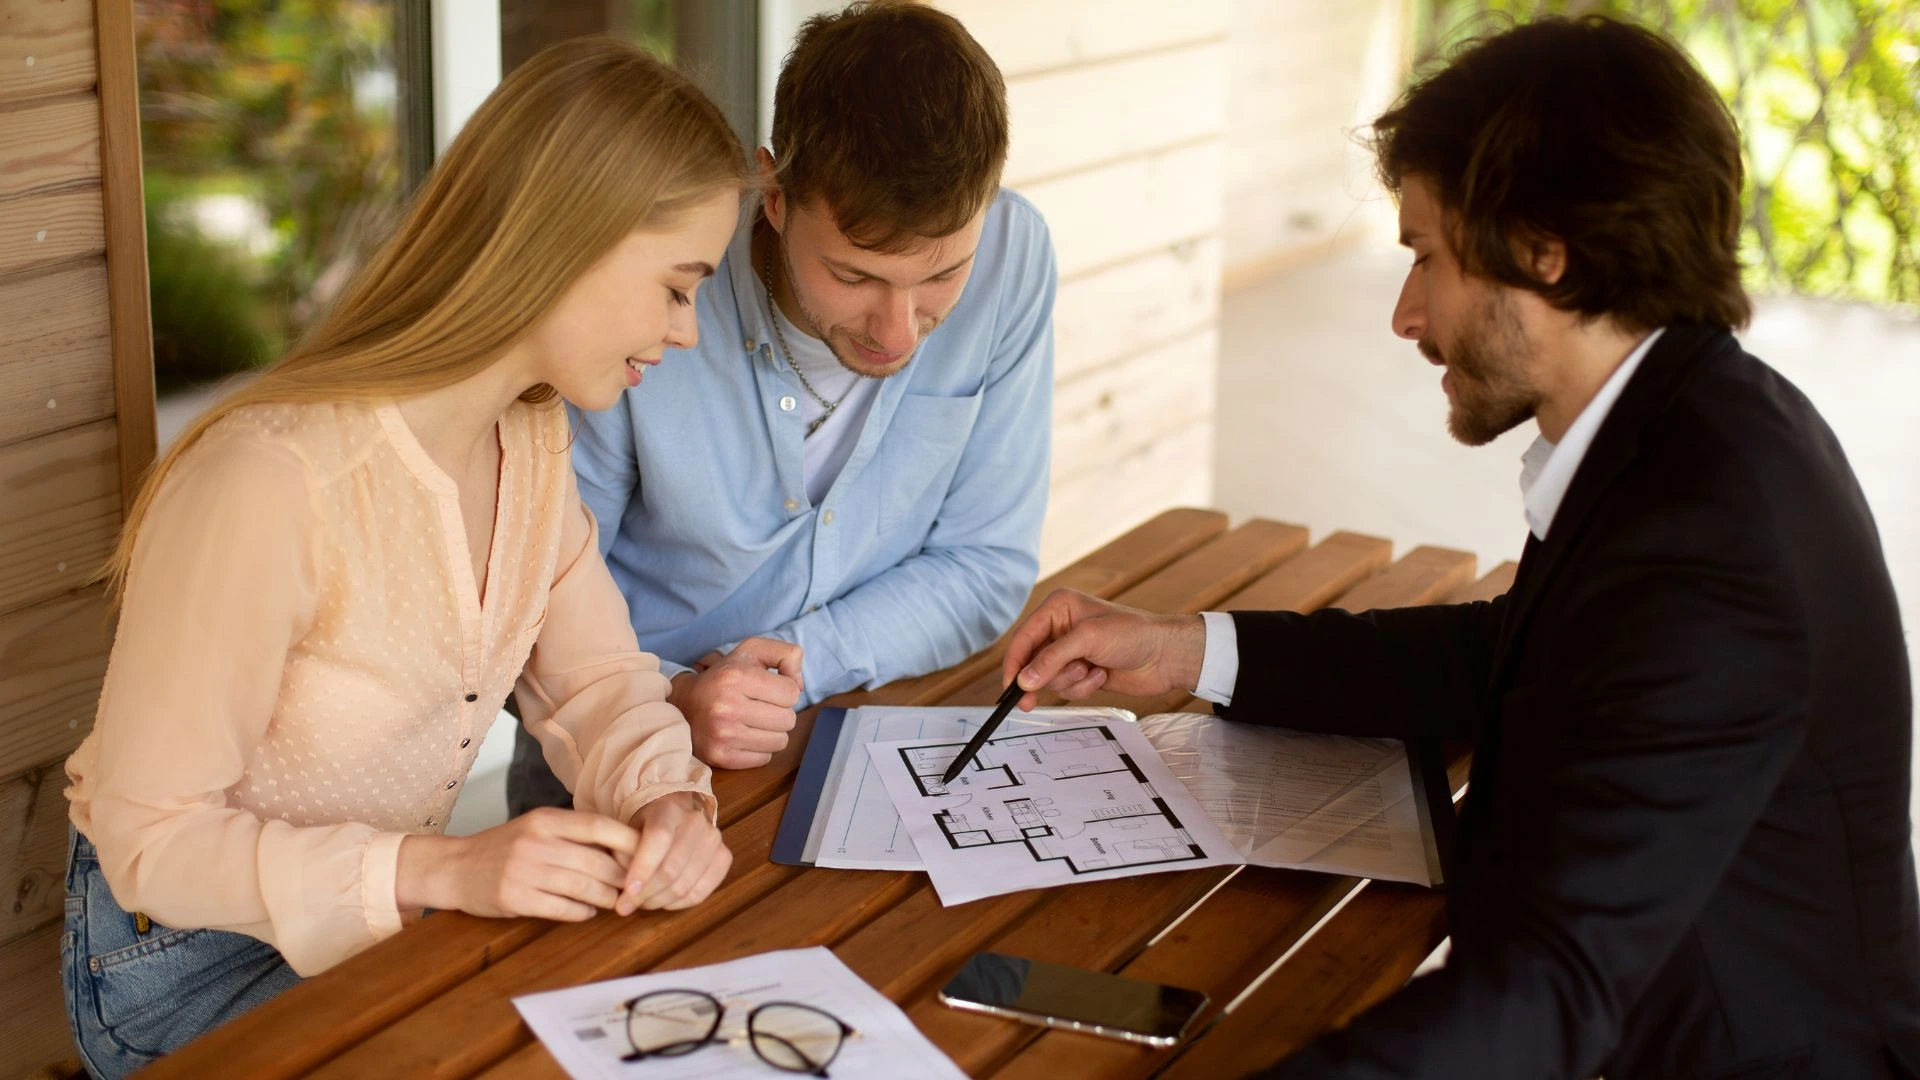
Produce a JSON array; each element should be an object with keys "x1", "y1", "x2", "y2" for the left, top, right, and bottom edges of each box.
[
  {"x1": 748, "y1": 1002, "x2": 849, "y2": 1074},
  {"x1": 624, "y1": 989, "x2": 722, "y2": 1059}
]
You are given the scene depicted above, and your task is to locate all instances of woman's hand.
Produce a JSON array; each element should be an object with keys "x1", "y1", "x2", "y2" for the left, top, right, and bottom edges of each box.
[
  {"x1": 615, "y1": 791, "x2": 731, "y2": 915},
  {"x1": 396, "y1": 807, "x2": 640, "y2": 922}
]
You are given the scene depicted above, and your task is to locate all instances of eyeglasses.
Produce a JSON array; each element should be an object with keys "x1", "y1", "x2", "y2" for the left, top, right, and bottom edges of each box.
[{"x1": 620, "y1": 988, "x2": 859, "y2": 1076}]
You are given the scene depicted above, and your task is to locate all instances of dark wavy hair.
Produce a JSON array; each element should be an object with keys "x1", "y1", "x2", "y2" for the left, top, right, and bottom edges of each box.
[{"x1": 1369, "y1": 15, "x2": 1752, "y2": 331}]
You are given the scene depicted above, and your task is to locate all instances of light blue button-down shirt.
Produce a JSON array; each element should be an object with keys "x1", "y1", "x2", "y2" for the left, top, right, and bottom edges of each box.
[{"x1": 569, "y1": 190, "x2": 1057, "y2": 705}]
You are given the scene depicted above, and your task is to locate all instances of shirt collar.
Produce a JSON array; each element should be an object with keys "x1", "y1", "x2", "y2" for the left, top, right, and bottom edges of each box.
[
  {"x1": 1519, "y1": 327, "x2": 1665, "y2": 541},
  {"x1": 724, "y1": 211, "x2": 779, "y2": 362}
]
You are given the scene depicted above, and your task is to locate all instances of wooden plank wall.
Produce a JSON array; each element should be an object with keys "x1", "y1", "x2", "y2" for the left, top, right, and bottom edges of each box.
[
  {"x1": 934, "y1": 0, "x2": 1230, "y2": 573},
  {"x1": 0, "y1": 0, "x2": 153, "y2": 1075},
  {"x1": 1222, "y1": 0, "x2": 1408, "y2": 286}
]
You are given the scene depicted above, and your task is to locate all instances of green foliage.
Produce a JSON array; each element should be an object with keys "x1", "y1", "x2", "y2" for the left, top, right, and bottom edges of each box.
[
  {"x1": 144, "y1": 178, "x2": 275, "y2": 391},
  {"x1": 137, "y1": 0, "x2": 404, "y2": 384},
  {"x1": 1413, "y1": 0, "x2": 1920, "y2": 308}
]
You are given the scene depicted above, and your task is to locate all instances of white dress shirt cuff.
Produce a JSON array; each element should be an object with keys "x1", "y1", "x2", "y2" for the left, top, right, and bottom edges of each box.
[{"x1": 1194, "y1": 611, "x2": 1239, "y2": 706}]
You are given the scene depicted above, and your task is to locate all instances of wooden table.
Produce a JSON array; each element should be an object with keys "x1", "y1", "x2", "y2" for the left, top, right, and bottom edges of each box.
[{"x1": 145, "y1": 510, "x2": 1515, "y2": 1079}]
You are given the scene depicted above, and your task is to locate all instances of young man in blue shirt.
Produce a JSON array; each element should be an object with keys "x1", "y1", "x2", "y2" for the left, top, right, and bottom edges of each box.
[{"x1": 509, "y1": 0, "x2": 1055, "y2": 808}]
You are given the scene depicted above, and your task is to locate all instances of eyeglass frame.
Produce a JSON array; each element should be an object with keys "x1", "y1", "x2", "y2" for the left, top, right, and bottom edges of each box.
[{"x1": 618, "y1": 987, "x2": 860, "y2": 1077}]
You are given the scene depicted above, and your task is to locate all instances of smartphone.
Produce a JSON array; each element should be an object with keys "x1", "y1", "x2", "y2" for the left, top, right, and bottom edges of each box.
[{"x1": 938, "y1": 951, "x2": 1209, "y2": 1047}]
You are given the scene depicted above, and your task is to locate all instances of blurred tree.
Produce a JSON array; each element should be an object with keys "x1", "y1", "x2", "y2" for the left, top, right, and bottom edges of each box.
[
  {"x1": 137, "y1": 0, "x2": 403, "y2": 382},
  {"x1": 1414, "y1": 0, "x2": 1920, "y2": 308}
]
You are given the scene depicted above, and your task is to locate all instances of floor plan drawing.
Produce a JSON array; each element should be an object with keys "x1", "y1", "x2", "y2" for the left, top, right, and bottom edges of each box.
[
  {"x1": 800, "y1": 705, "x2": 1138, "y2": 872},
  {"x1": 870, "y1": 723, "x2": 1236, "y2": 902}
]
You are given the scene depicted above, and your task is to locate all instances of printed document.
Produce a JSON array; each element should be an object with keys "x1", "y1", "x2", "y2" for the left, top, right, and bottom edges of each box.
[
  {"x1": 512, "y1": 946, "x2": 965, "y2": 1080},
  {"x1": 865, "y1": 718, "x2": 1241, "y2": 905},
  {"x1": 811, "y1": 705, "x2": 1133, "y2": 870}
]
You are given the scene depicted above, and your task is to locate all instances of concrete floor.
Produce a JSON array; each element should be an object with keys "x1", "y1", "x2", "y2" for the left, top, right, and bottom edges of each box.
[{"x1": 1215, "y1": 240, "x2": 1920, "y2": 840}]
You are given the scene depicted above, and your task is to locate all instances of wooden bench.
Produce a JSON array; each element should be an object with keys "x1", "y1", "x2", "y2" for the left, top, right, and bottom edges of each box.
[{"x1": 144, "y1": 509, "x2": 1517, "y2": 1079}]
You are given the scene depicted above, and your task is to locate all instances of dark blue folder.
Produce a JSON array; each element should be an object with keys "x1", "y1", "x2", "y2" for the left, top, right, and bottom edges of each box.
[{"x1": 770, "y1": 707, "x2": 850, "y2": 866}]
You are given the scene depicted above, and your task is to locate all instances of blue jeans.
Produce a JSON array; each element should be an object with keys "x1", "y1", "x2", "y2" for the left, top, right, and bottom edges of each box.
[{"x1": 62, "y1": 830, "x2": 301, "y2": 1079}]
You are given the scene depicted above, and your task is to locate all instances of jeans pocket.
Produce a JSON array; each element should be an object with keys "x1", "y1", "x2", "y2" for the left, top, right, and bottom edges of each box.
[{"x1": 79, "y1": 864, "x2": 257, "y2": 1059}]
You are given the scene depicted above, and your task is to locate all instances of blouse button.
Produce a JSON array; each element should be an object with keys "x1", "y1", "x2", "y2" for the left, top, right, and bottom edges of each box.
[
  {"x1": 822, "y1": 509, "x2": 835, "y2": 525},
  {"x1": 779, "y1": 395, "x2": 796, "y2": 413},
  {"x1": 460, "y1": 738, "x2": 471, "y2": 749},
  {"x1": 424, "y1": 818, "x2": 435, "y2": 827},
  {"x1": 464, "y1": 693, "x2": 478, "y2": 703},
  {"x1": 784, "y1": 498, "x2": 799, "y2": 512},
  {"x1": 446, "y1": 779, "x2": 457, "y2": 790}
]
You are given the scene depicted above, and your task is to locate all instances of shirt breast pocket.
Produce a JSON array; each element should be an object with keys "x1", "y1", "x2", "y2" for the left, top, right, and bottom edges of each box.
[{"x1": 878, "y1": 390, "x2": 984, "y2": 533}]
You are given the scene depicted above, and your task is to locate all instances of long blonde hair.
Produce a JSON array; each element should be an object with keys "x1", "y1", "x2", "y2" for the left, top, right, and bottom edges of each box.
[{"x1": 106, "y1": 38, "x2": 750, "y2": 607}]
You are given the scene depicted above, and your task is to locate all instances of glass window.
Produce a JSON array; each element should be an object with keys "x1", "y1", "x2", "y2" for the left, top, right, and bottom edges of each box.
[
  {"x1": 501, "y1": 0, "x2": 676, "y2": 70},
  {"x1": 138, "y1": 0, "x2": 427, "y2": 395},
  {"x1": 499, "y1": 0, "x2": 757, "y2": 147}
]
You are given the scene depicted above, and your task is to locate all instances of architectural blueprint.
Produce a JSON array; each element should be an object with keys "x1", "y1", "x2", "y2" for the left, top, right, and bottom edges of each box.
[
  {"x1": 808, "y1": 706, "x2": 1133, "y2": 870},
  {"x1": 866, "y1": 719, "x2": 1239, "y2": 905}
]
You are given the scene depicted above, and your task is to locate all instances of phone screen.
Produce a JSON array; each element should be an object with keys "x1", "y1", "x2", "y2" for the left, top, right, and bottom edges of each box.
[{"x1": 939, "y1": 952, "x2": 1209, "y2": 1046}]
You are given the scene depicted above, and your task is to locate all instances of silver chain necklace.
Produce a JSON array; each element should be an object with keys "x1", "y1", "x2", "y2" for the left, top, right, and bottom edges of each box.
[{"x1": 760, "y1": 244, "x2": 853, "y2": 438}]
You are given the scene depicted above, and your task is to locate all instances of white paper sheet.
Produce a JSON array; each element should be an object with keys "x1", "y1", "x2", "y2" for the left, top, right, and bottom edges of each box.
[
  {"x1": 811, "y1": 705, "x2": 1132, "y2": 870},
  {"x1": 865, "y1": 718, "x2": 1241, "y2": 905},
  {"x1": 1139, "y1": 712, "x2": 1436, "y2": 886},
  {"x1": 512, "y1": 947, "x2": 965, "y2": 1080}
]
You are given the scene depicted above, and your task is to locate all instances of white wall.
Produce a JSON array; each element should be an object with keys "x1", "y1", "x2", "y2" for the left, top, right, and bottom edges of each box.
[
  {"x1": 935, "y1": 0, "x2": 1233, "y2": 572},
  {"x1": 1223, "y1": 0, "x2": 1407, "y2": 284}
]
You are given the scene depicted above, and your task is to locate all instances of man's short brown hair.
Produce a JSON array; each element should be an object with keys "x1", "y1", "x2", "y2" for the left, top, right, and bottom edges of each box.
[
  {"x1": 772, "y1": 0, "x2": 1009, "y2": 251},
  {"x1": 1370, "y1": 16, "x2": 1752, "y2": 331}
]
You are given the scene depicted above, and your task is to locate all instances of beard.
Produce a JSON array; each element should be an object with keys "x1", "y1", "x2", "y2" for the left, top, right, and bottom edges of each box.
[
  {"x1": 779, "y1": 241, "x2": 936, "y2": 379},
  {"x1": 1424, "y1": 289, "x2": 1540, "y2": 447}
]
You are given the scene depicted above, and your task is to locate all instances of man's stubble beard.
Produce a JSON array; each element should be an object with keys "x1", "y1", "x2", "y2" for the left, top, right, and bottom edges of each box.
[
  {"x1": 1433, "y1": 289, "x2": 1540, "y2": 447},
  {"x1": 779, "y1": 239, "x2": 935, "y2": 380}
]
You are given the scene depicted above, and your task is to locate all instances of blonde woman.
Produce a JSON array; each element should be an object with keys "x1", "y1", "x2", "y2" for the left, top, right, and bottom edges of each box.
[{"x1": 59, "y1": 40, "x2": 750, "y2": 1078}]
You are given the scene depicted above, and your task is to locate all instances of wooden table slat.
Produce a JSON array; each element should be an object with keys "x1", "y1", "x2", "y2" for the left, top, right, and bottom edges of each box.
[
  {"x1": 1155, "y1": 880, "x2": 1450, "y2": 1079},
  {"x1": 474, "y1": 1042, "x2": 569, "y2": 1080},
  {"x1": 852, "y1": 506, "x2": 1229, "y2": 709},
  {"x1": 1329, "y1": 545, "x2": 1476, "y2": 614},
  {"x1": 922, "y1": 519, "x2": 1313, "y2": 718},
  {"x1": 1074, "y1": 529, "x2": 1397, "y2": 718},
  {"x1": 1098, "y1": 519, "x2": 1307, "y2": 616},
  {"x1": 1447, "y1": 560, "x2": 1518, "y2": 605}
]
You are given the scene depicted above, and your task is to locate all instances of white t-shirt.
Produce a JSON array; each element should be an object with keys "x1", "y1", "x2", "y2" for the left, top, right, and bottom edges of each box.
[{"x1": 772, "y1": 303, "x2": 883, "y2": 506}]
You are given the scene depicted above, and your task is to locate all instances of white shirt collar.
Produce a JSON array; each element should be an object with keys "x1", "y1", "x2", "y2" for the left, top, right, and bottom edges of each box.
[{"x1": 1519, "y1": 327, "x2": 1665, "y2": 541}]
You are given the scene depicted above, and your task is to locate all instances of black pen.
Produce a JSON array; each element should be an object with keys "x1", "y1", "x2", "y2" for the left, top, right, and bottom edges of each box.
[{"x1": 940, "y1": 679, "x2": 1025, "y2": 786}]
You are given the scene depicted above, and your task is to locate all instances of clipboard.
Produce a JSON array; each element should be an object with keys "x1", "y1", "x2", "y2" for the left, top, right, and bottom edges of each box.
[{"x1": 771, "y1": 706, "x2": 850, "y2": 866}]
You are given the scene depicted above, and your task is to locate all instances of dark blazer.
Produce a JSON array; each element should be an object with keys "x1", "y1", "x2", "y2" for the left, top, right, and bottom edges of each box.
[{"x1": 1226, "y1": 324, "x2": 1920, "y2": 1079}]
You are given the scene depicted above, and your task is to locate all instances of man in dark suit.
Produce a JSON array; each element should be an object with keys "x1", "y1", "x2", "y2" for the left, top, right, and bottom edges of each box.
[{"x1": 1001, "y1": 16, "x2": 1920, "y2": 1078}]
